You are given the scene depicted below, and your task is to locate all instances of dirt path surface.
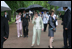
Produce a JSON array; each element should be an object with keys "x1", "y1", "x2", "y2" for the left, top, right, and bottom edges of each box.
[{"x1": 3, "y1": 20, "x2": 64, "y2": 48}]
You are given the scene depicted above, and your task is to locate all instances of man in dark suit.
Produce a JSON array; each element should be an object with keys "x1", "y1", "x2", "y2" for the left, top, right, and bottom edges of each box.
[
  {"x1": 1, "y1": 16, "x2": 9, "y2": 48},
  {"x1": 59, "y1": 7, "x2": 71, "y2": 48},
  {"x1": 4, "y1": 11, "x2": 9, "y2": 22},
  {"x1": 21, "y1": 11, "x2": 29, "y2": 38}
]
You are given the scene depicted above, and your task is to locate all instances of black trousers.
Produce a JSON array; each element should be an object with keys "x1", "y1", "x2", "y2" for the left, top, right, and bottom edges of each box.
[
  {"x1": 44, "y1": 24, "x2": 47, "y2": 32},
  {"x1": 1, "y1": 41, "x2": 3, "y2": 48},
  {"x1": 63, "y1": 29, "x2": 71, "y2": 48},
  {"x1": 1, "y1": 38, "x2": 6, "y2": 48},
  {"x1": 31, "y1": 15, "x2": 33, "y2": 20},
  {"x1": 23, "y1": 25, "x2": 28, "y2": 37},
  {"x1": 29, "y1": 16, "x2": 30, "y2": 22}
]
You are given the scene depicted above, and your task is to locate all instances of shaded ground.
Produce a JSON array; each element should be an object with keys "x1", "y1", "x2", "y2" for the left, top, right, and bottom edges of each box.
[{"x1": 3, "y1": 20, "x2": 64, "y2": 48}]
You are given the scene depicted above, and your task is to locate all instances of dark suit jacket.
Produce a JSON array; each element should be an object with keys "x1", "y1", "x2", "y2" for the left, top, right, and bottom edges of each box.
[
  {"x1": 61, "y1": 9, "x2": 71, "y2": 30},
  {"x1": 49, "y1": 16, "x2": 56, "y2": 28},
  {"x1": 4, "y1": 14, "x2": 9, "y2": 21},
  {"x1": 1, "y1": 16, "x2": 9, "y2": 42},
  {"x1": 21, "y1": 14, "x2": 29, "y2": 26}
]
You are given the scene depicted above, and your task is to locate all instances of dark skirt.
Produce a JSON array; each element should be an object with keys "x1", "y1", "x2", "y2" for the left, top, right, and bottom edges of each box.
[{"x1": 48, "y1": 28, "x2": 55, "y2": 37}]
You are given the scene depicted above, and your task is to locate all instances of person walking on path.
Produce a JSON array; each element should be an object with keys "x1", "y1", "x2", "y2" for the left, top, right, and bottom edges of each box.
[
  {"x1": 21, "y1": 10, "x2": 29, "y2": 38},
  {"x1": 16, "y1": 12, "x2": 22, "y2": 38},
  {"x1": 31, "y1": 12, "x2": 44, "y2": 47}
]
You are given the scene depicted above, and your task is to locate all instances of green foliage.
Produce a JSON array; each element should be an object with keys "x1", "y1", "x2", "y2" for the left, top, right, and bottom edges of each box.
[
  {"x1": 8, "y1": 17, "x2": 15, "y2": 25},
  {"x1": 4, "y1": 1, "x2": 64, "y2": 16}
]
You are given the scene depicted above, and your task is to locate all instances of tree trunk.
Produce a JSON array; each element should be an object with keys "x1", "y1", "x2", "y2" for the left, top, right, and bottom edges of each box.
[
  {"x1": 55, "y1": 6, "x2": 57, "y2": 15},
  {"x1": 13, "y1": 11, "x2": 14, "y2": 20},
  {"x1": 8, "y1": 11, "x2": 11, "y2": 22},
  {"x1": 14, "y1": 11, "x2": 16, "y2": 19}
]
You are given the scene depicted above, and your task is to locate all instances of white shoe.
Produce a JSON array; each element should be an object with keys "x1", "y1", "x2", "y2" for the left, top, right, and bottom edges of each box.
[{"x1": 18, "y1": 36, "x2": 20, "y2": 38}]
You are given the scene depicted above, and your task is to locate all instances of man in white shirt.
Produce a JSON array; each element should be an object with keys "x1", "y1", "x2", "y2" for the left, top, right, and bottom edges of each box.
[{"x1": 43, "y1": 11, "x2": 49, "y2": 32}]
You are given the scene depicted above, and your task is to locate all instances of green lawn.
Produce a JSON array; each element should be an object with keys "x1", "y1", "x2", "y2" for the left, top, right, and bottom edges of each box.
[{"x1": 8, "y1": 18, "x2": 15, "y2": 25}]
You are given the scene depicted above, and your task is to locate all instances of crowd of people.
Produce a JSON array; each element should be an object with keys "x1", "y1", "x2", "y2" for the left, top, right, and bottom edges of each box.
[{"x1": 1, "y1": 7, "x2": 71, "y2": 48}]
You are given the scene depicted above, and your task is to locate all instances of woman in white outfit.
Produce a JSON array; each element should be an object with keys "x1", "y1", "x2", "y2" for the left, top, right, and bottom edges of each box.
[{"x1": 31, "y1": 12, "x2": 44, "y2": 47}]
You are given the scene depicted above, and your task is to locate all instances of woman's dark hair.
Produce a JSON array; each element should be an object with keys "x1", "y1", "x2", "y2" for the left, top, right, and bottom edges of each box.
[
  {"x1": 49, "y1": 11, "x2": 54, "y2": 15},
  {"x1": 18, "y1": 12, "x2": 21, "y2": 14}
]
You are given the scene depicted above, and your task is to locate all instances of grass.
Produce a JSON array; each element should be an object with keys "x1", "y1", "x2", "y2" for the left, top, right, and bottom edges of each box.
[{"x1": 8, "y1": 18, "x2": 15, "y2": 25}]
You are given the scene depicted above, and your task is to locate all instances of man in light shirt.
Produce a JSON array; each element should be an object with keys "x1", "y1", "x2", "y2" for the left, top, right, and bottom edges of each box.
[{"x1": 43, "y1": 11, "x2": 49, "y2": 32}]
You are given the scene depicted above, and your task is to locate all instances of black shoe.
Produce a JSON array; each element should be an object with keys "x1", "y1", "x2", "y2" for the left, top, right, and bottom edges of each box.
[
  {"x1": 24, "y1": 36, "x2": 26, "y2": 38},
  {"x1": 26, "y1": 35, "x2": 28, "y2": 38},
  {"x1": 68, "y1": 46, "x2": 71, "y2": 48},
  {"x1": 62, "y1": 46, "x2": 68, "y2": 48}
]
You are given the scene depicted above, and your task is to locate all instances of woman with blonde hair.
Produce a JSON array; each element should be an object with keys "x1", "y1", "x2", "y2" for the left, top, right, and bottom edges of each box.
[{"x1": 31, "y1": 12, "x2": 44, "y2": 47}]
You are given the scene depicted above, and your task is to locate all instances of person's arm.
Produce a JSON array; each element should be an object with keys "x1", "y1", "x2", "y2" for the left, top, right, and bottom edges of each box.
[
  {"x1": 56, "y1": 20, "x2": 58, "y2": 26},
  {"x1": 40, "y1": 17, "x2": 44, "y2": 31},
  {"x1": 32, "y1": 16, "x2": 36, "y2": 24},
  {"x1": 65, "y1": 12, "x2": 71, "y2": 29},
  {"x1": 21, "y1": 14, "x2": 23, "y2": 21},
  {"x1": 46, "y1": 14, "x2": 48, "y2": 18},
  {"x1": 49, "y1": 17, "x2": 55, "y2": 29}
]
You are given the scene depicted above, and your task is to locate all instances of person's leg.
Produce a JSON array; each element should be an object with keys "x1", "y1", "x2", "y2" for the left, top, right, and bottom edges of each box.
[
  {"x1": 32, "y1": 28, "x2": 36, "y2": 46},
  {"x1": 23, "y1": 26, "x2": 26, "y2": 37},
  {"x1": 44, "y1": 24, "x2": 47, "y2": 32},
  {"x1": 63, "y1": 29, "x2": 68, "y2": 48},
  {"x1": 37, "y1": 29, "x2": 41, "y2": 45},
  {"x1": 17, "y1": 23, "x2": 20, "y2": 37},
  {"x1": 29, "y1": 16, "x2": 30, "y2": 22},
  {"x1": 26, "y1": 25, "x2": 28, "y2": 37},
  {"x1": 1, "y1": 42, "x2": 3, "y2": 48},
  {"x1": 19, "y1": 22, "x2": 22, "y2": 36},
  {"x1": 44, "y1": 24, "x2": 46, "y2": 32},
  {"x1": 45, "y1": 24, "x2": 47, "y2": 32},
  {"x1": 67, "y1": 30, "x2": 71, "y2": 48},
  {"x1": 50, "y1": 37, "x2": 54, "y2": 48},
  {"x1": 1, "y1": 38, "x2": 5, "y2": 48},
  {"x1": 52, "y1": 37, "x2": 54, "y2": 43}
]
